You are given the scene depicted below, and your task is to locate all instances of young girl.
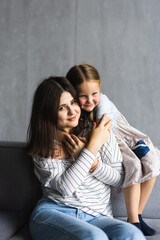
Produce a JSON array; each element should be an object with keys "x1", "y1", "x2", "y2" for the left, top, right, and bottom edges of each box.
[
  {"x1": 66, "y1": 64, "x2": 160, "y2": 236},
  {"x1": 26, "y1": 76, "x2": 145, "y2": 240}
]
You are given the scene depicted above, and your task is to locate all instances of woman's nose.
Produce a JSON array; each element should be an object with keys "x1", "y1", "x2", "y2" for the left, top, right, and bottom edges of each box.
[{"x1": 68, "y1": 106, "x2": 74, "y2": 115}]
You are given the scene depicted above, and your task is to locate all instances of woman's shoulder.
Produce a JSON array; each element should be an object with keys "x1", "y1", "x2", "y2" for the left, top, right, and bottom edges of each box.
[{"x1": 33, "y1": 155, "x2": 74, "y2": 168}]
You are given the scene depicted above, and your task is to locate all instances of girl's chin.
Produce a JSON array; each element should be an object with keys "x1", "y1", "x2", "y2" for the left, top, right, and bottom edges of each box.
[{"x1": 83, "y1": 107, "x2": 94, "y2": 112}]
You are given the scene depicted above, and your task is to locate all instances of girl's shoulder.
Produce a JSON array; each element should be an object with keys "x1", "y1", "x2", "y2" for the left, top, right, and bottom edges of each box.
[{"x1": 99, "y1": 92, "x2": 111, "y2": 104}]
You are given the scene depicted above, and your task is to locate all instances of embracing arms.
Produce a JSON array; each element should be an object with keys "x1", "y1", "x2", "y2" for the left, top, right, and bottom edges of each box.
[
  {"x1": 63, "y1": 115, "x2": 123, "y2": 188},
  {"x1": 33, "y1": 114, "x2": 114, "y2": 196}
]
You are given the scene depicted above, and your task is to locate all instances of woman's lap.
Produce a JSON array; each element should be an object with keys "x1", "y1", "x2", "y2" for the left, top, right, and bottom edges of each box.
[
  {"x1": 89, "y1": 216, "x2": 145, "y2": 240},
  {"x1": 29, "y1": 197, "x2": 145, "y2": 240}
]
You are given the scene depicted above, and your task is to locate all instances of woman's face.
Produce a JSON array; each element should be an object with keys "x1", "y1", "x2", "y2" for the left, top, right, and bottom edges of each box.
[{"x1": 57, "y1": 91, "x2": 81, "y2": 133}]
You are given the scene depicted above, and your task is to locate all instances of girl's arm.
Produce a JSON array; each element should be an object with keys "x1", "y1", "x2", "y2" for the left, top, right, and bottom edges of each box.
[{"x1": 96, "y1": 93, "x2": 119, "y2": 129}]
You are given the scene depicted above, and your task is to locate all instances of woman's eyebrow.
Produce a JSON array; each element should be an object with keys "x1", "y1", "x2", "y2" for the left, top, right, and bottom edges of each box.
[
  {"x1": 59, "y1": 99, "x2": 74, "y2": 107},
  {"x1": 59, "y1": 103, "x2": 66, "y2": 107}
]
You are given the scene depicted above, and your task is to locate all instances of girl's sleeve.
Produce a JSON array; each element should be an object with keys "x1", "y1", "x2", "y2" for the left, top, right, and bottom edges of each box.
[
  {"x1": 91, "y1": 131, "x2": 124, "y2": 187},
  {"x1": 96, "y1": 93, "x2": 119, "y2": 129},
  {"x1": 33, "y1": 148, "x2": 95, "y2": 196}
]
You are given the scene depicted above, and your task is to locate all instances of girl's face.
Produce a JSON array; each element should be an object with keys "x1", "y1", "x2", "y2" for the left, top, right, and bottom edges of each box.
[
  {"x1": 57, "y1": 91, "x2": 81, "y2": 133},
  {"x1": 76, "y1": 81, "x2": 100, "y2": 112}
]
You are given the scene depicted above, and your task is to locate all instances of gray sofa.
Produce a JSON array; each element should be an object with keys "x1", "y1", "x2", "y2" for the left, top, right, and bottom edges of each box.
[
  {"x1": 112, "y1": 177, "x2": 160, "y2": 240},
  {"x1": 0, "y1": 141, "x2": 160, "y2": 240}
]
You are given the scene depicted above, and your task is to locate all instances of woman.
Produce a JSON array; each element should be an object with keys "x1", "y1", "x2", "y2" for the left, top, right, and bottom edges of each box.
[{"x1": 26, "y1": 76, "x2": 145, "y2": 240}]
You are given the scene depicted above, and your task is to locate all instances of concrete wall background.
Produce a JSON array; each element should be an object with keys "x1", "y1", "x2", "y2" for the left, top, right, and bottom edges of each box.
[{"x1": 0, "y1": 0, "x2": 160, "y2": 146}]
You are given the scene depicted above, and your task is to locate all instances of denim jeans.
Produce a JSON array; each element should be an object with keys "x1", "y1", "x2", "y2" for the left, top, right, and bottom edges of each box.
[{"x1": 29, "y1": 197, "x2": 145, "y2": 240}]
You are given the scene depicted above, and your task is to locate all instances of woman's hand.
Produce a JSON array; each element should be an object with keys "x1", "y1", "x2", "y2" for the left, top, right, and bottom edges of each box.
[
  {"x1": 86, "y1": 114, "x2": 112, "y2": 156},
  {"x1": 95, "y1": 118, "x2": 112, "y2": 132},
  {"x1": 63, "y1": 134, "x2": 87, "y2": 159}
]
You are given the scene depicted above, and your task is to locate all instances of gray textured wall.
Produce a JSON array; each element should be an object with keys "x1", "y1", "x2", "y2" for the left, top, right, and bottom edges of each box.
[{"x1": 0, "y1": 0, "x2": 160, "y2": 146}]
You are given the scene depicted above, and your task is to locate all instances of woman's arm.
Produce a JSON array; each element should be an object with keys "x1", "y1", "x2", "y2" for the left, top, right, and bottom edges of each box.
[
  {"x1": 63, "y1": 114, "x2": 112, "y2": 171},
  {"x1": 91, "y1": 131, "x2": 124, "y2": 187},
  {"x1": 33, "y1": 148, "x2": 95, "y2": 195},
  {"x1": 33, "y1": 114, "x2": 112, "y2": 196}
]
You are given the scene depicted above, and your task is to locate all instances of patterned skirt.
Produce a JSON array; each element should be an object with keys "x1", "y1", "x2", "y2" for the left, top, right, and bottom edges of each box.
[{"x1": 114, "y1": 112, "x2": 160, "y2": 188}]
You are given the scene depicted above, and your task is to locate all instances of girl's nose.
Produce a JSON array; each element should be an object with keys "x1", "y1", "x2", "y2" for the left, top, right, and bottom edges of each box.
[{"x1": 87, "y1": 96, "x2": 92, "y2": 103}]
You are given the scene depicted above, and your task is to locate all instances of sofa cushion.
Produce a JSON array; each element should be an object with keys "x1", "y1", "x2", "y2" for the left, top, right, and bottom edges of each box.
[
  {"x1": 0, "y1": 142, "x2": 42, "y2": 213},
  {"x1": 144, "y1": 219, "x2": 160, "y2": 240},
  {"x1": 0, "y1": 210, "x2": 26, "y2": 240},
  {"x1": 112, "y1": 175, "x2": 160, "y2": 219},
  {"x1": 10, "y1": 224, "x2": 32, "y2": 240}
]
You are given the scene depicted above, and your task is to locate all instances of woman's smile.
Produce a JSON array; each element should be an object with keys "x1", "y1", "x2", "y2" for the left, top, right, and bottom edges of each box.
[{"x1": 68, "y1": 115, "x2": 77, "y2": 121}]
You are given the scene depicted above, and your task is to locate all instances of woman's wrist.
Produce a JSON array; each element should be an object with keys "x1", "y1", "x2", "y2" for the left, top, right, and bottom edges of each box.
[
  {"x1": 86, "y1": 139, "x2": 100, "y2": 156},
  {"x1": 89, "y1": 159, "x2": 99, "y2": 173}
]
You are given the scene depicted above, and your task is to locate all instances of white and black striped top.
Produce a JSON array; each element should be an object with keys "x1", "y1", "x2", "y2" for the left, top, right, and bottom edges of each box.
[{"x1": 33, "y1": 130, "x2": 123, "y2": 217}]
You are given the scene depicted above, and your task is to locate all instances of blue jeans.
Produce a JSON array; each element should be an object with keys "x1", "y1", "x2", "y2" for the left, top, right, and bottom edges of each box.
[{"x1": 30, "y1": 197, "x2": 145, "y2": 240}]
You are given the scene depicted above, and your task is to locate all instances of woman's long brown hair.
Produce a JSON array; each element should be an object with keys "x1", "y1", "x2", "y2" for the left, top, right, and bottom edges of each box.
[{"x1": 26, "y1": 76, "x2": 77, "y2": 158}]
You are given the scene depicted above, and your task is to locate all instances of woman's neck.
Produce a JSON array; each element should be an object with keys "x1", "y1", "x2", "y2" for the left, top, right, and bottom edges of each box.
[
  {"x1": 55, "y1": 128, "x2": 75, "y2": 143},
  {"x1": 52, "y1": 140, "x2": 70, "y2": 159},
  {"x1": 61, "y1": 127, "x2": 76, "y2": 135}
]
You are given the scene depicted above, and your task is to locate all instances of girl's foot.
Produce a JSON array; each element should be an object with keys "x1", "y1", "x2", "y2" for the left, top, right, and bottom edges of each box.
[
  {"x1": 132, "y1": 222, "x2": 141, "y2": 230},
  {"x1": 127, "y1": 219, "x2": 141, "y2": 230},
  {"x1": 138, "y1": 214, "x2": 156, "y2": 236}
]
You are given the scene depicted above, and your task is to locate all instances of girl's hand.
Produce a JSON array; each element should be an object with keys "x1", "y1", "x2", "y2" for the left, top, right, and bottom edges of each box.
[
  {"x1": 86, "y1": 114, "x2": 112, "y2": 155},
  {"x1": 63, "y1": 134, "x2": 87, "y2": 159}
]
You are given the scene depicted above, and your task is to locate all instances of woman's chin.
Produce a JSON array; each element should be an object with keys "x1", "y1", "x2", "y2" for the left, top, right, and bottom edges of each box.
[{"x1": 72, "y1": 121, "x2": 79, "y2": 128}]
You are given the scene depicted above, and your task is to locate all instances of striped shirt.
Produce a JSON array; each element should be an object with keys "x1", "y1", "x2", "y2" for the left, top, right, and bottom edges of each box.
[{"x1": 33, "y1": 130, "x2": 123, "y2": 217}]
